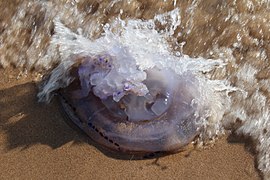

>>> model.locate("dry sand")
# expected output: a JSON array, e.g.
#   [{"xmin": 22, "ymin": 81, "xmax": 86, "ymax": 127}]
[{"xmin": 0, "ymin": 68, "xmax": 260, "ymax": 179}]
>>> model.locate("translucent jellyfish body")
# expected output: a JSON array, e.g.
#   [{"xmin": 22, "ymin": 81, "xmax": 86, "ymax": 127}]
[{"xmin": 56, "ymin": 52, "xmax": 202, "ymax": 154}]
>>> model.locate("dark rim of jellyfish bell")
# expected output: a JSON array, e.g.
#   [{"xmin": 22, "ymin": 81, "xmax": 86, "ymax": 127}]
[{"xmin": 58, "ymin": 93, "xmax": 173, "ymax": 159}]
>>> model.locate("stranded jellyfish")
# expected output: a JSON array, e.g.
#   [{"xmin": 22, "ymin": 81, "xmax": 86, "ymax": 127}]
[{"xmin": 39, "ymin": 49, "xmax": 203, "ymax": 154}]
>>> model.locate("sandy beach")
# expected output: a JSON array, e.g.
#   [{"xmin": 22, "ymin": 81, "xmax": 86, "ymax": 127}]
[{"xmin": 0, "ymin": 68, "xmax": 260, "ymax": 179}]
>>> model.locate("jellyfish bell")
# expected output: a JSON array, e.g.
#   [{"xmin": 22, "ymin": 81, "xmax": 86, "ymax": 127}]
[{"xmin": 48, "ymin": 51, "xmax": 203, "ymax": 154}]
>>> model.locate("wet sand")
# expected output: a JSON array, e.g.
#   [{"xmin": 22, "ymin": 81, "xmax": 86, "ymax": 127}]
[{"xmin": 0, "ymin": 68, "xmax": 260, "ymax": 179}]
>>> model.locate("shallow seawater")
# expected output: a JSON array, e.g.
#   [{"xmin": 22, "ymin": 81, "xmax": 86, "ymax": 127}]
[{"xmin": 0, "ymin": 0, "xmax": 269, "ymax": 178}]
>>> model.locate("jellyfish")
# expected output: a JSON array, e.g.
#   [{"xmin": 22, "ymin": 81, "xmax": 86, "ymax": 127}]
[{"xmin": 38, "ymin": 47, "xmax": 204, "ymax": 155}]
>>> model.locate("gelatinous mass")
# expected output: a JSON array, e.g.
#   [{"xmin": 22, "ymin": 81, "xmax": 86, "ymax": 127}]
[
  {"xmin": 56, "ymin": 53, "xmax": 201, "ymax": 154},
  {"xmin": 38, "ymin": 45, "xmax": 200, "ymax": 153}
]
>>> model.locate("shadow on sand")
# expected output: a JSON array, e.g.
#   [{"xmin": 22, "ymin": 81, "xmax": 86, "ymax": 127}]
[{"xmin": 0, "ymin": 82, "xmax": 81, "ymax": 149}]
